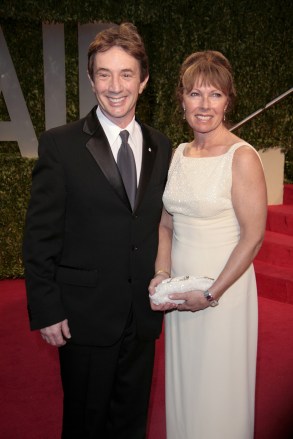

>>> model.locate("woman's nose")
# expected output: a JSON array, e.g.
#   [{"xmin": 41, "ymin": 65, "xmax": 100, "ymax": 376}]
[{"xmin": 200, "ymin": 95, "xmax": 210, "ymax": 109}]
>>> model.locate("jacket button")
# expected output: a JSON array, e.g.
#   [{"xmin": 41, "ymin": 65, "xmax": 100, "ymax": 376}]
[{"xmin": 132, "ymin": 245, "xmax": 138, "ymax": 251}]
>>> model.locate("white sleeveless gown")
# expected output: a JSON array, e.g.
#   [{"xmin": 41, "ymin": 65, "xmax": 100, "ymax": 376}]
[{"xmin": 163, "ymin": 142, "xmax": 258, "ymax": 439}]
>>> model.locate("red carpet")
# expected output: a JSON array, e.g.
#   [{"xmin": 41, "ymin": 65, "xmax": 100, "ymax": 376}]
[
  {"xmin": 254, "ymin": 185, "xmax": 293, "ymax": 304},
  {"xmin": 284, "ymin": 184, "xmax": 293, "ymax": 205},
  {"xmin": 1, "ymin": 279, "xmax": 293, "ymax": 439}
]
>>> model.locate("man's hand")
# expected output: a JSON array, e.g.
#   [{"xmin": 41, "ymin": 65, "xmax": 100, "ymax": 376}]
[{"xmin": 40, "ymin": 319, "xmax": 71, "ymax": 347}]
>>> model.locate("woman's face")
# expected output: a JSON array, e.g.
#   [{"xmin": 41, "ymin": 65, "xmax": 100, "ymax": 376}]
[{"xmin": 182, "ymin": 81, "xmax": 228, "ymax": 135}]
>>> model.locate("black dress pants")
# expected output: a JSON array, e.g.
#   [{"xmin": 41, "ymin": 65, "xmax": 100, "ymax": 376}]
[{"xmin": 58, "ymin": 310, "xmax": 155, "ymax": 439}]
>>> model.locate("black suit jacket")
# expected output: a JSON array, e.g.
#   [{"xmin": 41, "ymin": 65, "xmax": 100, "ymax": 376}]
[{"xmin": 23, "ymin": 106, "xmax": 172, "ymax": 346}]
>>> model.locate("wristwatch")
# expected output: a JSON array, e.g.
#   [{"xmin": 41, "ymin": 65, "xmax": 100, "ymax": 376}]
[{"xmin": 203, "ymin": 290, "xmax": 219, "ymax": 307}]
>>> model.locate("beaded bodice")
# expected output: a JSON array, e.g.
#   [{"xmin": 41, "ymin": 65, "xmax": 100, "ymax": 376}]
[{"xmin": 163, "ymin": 142, "xmax": 251, "ymax": 218}]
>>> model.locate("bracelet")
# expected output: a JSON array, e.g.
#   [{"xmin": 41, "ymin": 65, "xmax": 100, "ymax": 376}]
[
  {"xmin": 203, "ymin": 290, "xmax": 219, "ymax": 307},
  {"xmin": 155, "ymin": 269, "xmax": 170, "ymax": 278}
]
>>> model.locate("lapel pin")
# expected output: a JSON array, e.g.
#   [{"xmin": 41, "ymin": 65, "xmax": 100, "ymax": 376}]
[{"xmin": 148, "ymin": 148, "xmax": 152, "ymax": 152}]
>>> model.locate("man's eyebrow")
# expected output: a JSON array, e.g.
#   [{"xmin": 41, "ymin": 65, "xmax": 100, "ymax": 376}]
[
  {"xmin": 95, "ymin": 68, "xmax": 135, "ymax": 73},
  {"xmin": 95, "ymin": 67, "xmax": 110, "ymax": 72}
]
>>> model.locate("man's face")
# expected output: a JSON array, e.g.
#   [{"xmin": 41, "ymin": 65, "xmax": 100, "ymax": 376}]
[{"xmin": 89, "ymin": 46, "xmax": 149, "ymax": 128}]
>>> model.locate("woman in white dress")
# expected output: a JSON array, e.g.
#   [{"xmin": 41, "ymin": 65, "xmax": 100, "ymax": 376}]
[{"xmin": 149, "ymin": 51, "xmax": 267, "ymax": 439}]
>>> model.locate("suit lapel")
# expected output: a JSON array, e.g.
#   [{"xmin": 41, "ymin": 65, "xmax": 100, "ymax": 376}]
[
  {"xmin": 84, "ymin": 107, "xmax": 130, "ymax": 207},
  {"xmin": 135, "ymin": 122, "xmax": 157, "ymax": 211},
  {"xmin": 83, "ymin": 108, "xmax": 158, "ymax": 212}
]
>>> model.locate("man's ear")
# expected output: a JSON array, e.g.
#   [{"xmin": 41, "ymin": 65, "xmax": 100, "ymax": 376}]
[
  {"xmin": 139, "ymin": 75, "xmax": 149, "ymax": 94},
  {"xmin": 87, "ymin": 71, "xmax": 95, "ymax": 92}
]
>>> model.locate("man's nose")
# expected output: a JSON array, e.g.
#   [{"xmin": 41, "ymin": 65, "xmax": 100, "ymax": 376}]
[{"xmin": 109, "ymin": 75, "xmax": 123, "ymax": 92}]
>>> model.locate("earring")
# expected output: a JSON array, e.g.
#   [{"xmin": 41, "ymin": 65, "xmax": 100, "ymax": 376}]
[
  {"xmin": 183, "ymin": 108, "xmax": 186, "ymax": 120},
  {"xmin": 223, "ymin": 106, "xmax": 227, "ymax": 122}
]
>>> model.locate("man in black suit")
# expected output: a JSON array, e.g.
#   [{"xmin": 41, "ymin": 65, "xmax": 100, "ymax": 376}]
[{"xmin": 23, "ymin": 23, "xmax": 172, "ymax": 438}]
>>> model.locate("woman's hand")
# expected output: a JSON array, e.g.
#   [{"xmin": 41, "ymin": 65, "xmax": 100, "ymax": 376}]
[
  {"xmin": 169, "ymin": 290, "xmax": 210, "ymax": 312},
  {"xmin": 149, "ymin": 273, "xmax": 178, "ymax": 312}
]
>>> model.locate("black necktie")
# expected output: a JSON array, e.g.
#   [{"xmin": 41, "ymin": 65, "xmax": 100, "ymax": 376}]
[{"xmin": 117, "ymin": 130, "xmax": 137, "ymax": 209}]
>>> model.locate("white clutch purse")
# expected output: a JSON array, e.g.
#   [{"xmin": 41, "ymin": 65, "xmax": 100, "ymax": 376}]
[{"xmin": 150, "ymin": 275, "xmax": 214, "ymax": 305}]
